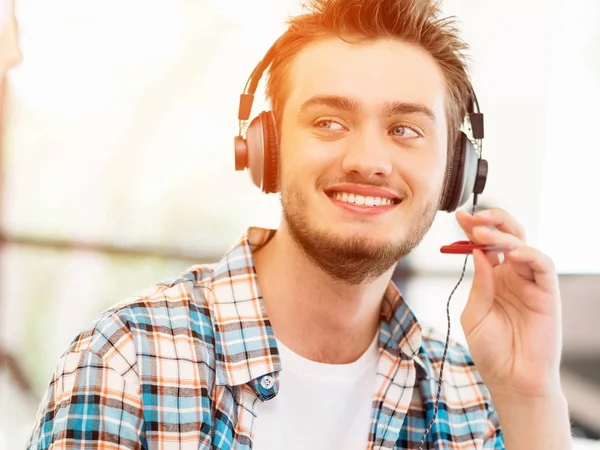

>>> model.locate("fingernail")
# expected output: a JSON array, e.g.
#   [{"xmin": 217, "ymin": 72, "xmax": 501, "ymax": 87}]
[{"xmin": 475, "ymin": 210, "xmax": 492, "ymax": 218}]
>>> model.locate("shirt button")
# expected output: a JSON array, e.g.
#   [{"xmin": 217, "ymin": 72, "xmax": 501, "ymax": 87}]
[{"xmin": 260, "ymin": 375, "xmax": 274, "ymax": 390}]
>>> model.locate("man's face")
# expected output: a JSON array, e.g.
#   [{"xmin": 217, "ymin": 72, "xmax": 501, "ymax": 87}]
[{"xmin": 278, "ymin": 37, "xmax": 449, "ymax": 284}]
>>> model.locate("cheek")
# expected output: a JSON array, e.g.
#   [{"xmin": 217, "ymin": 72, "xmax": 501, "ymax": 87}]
[
  {"xmin": 279, "ymin": 130, "xmax": 339, "ymax": 186},
  {"xmin": 399, "ymin": 151, "xmax": 447, "ymax": 201}
]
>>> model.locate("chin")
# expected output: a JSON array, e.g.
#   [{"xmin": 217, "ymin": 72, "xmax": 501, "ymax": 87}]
[
  {"xmin": 312, "ymin": 219, "xmax": 406, "ymax": 251},
  {"xmin": 280, "ymin": 181, "xmax": 437, "ymax": 282}
]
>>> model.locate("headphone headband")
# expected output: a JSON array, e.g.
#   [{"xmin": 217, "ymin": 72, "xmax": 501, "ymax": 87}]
[{"xmin": 238, "ymin": 42, "xmax": 280, "ymax": 123}]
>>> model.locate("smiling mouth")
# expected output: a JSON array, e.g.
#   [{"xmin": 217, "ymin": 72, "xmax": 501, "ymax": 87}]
[{"xmin": 325, "ymin": 191, "xmax": 401, "ymax": 207}]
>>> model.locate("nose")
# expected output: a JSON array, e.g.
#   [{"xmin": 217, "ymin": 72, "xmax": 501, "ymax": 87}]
[{"xmin": 340, "ymin": 124, "xmax": 393, "ymax": 179}]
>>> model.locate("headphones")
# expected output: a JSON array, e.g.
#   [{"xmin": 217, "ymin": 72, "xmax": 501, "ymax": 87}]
[{"xmin": 234, "ymin": 42, "xmax": 489, "ymax": 212}]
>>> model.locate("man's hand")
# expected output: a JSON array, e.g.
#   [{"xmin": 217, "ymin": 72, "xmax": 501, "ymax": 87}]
[
  {"xmin": 456, "ymin": 208, "xmax": 572, "ymax": 449},
  {"xmin": 456, "ymin": 208, "xmax": 561, "ymax": 396}
]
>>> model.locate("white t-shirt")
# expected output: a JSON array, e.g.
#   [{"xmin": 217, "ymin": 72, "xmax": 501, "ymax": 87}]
[{"xmin": 252, "ymin": 335, "xmax": 379, "ymax": 450}]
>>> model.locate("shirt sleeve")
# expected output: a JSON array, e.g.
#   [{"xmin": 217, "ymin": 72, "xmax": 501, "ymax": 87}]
[
  {"xmin": 483, "ymin": 405, "xmax": 505, "ymax": 449},
  {"xmin": 27, "ymin": 350, "xmax": 145, "ymax": 449}
]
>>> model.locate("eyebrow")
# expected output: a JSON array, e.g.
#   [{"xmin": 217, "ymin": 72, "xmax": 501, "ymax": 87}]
[
  {"xmin": 298, "ymin": 95, "xmax": 437, "ymax": 124},
  {"xmin": 382, "ymin": 101, "xmax": 436, "ymax": 123},
  {"xmin": 299, "ymin": 95, "xmax": 360, "ymax": 114}
]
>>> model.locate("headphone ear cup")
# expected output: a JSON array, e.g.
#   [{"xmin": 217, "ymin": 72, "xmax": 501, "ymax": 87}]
[
  {"xmin": 440, "ymin": 132, "xmax": 479, "ymax": 212},
  {"xmin": 243, "ymin": 114, "xmax": 266, "ymax": 190},
  {"xmin": 261, "ymin": 111, "xmax": 279, "ymax": 193},
  {"xmin": 237, "ymin": 111, "xmax": 279, "ymax": 193}
]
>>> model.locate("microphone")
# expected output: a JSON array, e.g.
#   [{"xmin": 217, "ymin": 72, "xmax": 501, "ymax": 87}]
[{"xmin": 440, "ymin": 240, "xmax": 510, "ymax": 254}]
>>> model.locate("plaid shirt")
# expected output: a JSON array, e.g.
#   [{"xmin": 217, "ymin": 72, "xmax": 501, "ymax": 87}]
[{"xmin": 28, "ymin": 227, "xmax": 504, "ymax": 449}]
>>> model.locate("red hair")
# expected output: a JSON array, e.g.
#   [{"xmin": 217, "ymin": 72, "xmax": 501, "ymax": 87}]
[{"xmin": 264, "ymin": 0, "xmax": 473, "ymax": 150}]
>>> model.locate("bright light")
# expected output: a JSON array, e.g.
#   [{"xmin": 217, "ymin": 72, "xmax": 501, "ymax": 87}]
[
  {"xmin": 10, "ymin": 0, "xmax": 185, "ymax": 117},
  {"xmin": 208, "ymin": 0, "xmax": 301, "ymax": 22}
]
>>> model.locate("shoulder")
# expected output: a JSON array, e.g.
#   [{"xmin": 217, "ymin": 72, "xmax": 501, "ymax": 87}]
[
  {"xmin": 28, "ymin": 265, "xmax": 221, "ymax": 448},
  {"xmin": 65, "ymin": 264, "xmax": 219, "ymax": 379}
]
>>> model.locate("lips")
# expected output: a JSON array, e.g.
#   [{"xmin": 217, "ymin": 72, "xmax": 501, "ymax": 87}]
[{"xmin": 324, "ymin": 184, "xmax": 402, "ymax": 215}]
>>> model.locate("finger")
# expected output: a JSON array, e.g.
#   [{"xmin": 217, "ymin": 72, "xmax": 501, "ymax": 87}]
[
  {"xmin": 481, "ymin": 250, "xmax": 503, "ymax": 268},
  {"xmin": 471, "ymin": 226, "xmax": 521, "ymax": 250},
  {"xmin": 484, "ymin": 250, "xmax": 504, "ymax": 266},
  {"xmin": 457, "ymin": 208, "xmax": 527, "ymax": 242},
  {"xmin": 455, "ymin": 211, "xmax": 497, "ymax": 242},
  {"xmin": 471, "ymin": 226, "xmax": 520, "ymax": 267},
  {"xmin": 473, "ymin": 227, "xmax": 560, "ymax": 294},
  {"xmin": 475, "ymin": 208, "xmax": 527, "ymax": 242},
  {"xmin": 455, "ymin": 210, "xmax": 480, "ymax": 236},
  {"xmin": 504, "ymin": 246, "xmax": 560, "ymax": 295},
  {"xmin": 461, "ymin": 249, "xmax": 495, "ymax": 335},
  {"xmin": 455, "ymin": 212, "xmax": 502, "ymax": 266}
]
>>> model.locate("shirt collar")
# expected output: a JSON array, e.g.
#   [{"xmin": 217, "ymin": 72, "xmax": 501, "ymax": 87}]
[
  {"xmin": 208, "ymin": 227, "xmax": 430, "ymax": 386},
  {"xmin": 377, "ymin": 281, "xmax": 430, "ymax": 378},
  {"xmin": 208, "ymin": 227, "xmax": 279, "ymax": 387}
]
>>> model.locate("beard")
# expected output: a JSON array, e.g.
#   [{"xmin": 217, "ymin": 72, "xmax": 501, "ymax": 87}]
[{"xmin": 281, "ymin": 176, "xmax": 438, "ymax": 285}]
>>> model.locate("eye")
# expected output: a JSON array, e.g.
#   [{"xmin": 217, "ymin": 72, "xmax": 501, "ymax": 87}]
[
  {"xmin": 390, "ymin": 125, "xmax": 421, "ymax": 138},
  {"xmin": 314, "ymin": 120, "xmax": 345, "ymax": 131}
]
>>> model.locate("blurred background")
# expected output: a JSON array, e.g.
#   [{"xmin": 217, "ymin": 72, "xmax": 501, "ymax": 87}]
[{"xmin": 0, "ymin": 0, "xmax": 598, "ymax": 448}]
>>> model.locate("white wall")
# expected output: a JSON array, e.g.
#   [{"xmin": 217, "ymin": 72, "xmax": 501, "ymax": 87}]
[
  {"xmin": 540, "ymin": 0, "xmax": 600, "ymax": 274},
  {"xmin": 410, "ymin": 0, "xmax": 561, "ymax": 273}
]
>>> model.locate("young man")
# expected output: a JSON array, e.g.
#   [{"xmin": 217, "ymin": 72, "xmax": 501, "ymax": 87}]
[{"xmin": 28, "ymin": 0, "xmax": 572, "ymax": 448}]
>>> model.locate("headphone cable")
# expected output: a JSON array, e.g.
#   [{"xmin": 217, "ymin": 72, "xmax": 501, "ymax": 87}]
[{"xmin": 418, "ymin": 194, "xmax": 478, "ymax": 449}]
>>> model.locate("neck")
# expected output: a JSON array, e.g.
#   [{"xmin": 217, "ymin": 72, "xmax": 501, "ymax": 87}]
[{"xmin": 253, "ymin": 224, "xmax": 395, "ymax": 364}]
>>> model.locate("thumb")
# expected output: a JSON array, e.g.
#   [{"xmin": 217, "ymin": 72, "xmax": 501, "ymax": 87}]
[{"xmin": 461, "ymin": 249, "xmax": 495, "ymax": 334}]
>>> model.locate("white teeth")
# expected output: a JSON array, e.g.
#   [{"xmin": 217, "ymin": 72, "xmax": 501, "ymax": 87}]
[{"xmin": 331, "ymin": 192, "xmax": 396, "ymax": 207}]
